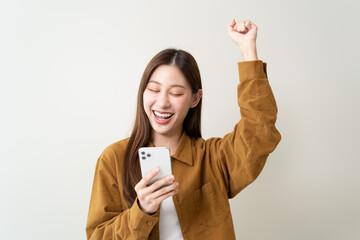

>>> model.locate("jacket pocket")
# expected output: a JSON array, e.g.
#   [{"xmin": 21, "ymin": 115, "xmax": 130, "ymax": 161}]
[{"xmin": 194, "ymin": 181, "xmax": 229, "ymax": 226}]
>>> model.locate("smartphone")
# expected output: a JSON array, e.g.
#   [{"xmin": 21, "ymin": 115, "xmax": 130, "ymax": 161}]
[{"xmin": 138, "ymin": 147, "xmax": 173, "ymax": 187}]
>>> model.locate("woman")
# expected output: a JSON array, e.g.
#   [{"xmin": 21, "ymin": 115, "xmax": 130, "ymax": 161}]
[{"xmin": 86, "ymin": 19, "xmax": 281, "ymax": 240}]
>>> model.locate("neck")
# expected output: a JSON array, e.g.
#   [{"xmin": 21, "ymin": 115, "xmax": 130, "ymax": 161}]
[{"xmin": 151, "ymin": 129, "xmax": 183, "ymax": 155}]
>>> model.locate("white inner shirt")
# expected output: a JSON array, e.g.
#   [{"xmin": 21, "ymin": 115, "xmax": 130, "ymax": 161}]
[{"xmin": 159, "ymin": 197, "xmax": 184, "ymax": 240}]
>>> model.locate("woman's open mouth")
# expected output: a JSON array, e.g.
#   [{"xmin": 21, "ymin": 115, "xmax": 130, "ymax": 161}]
[{"xmin": 153, "ymin": 110, "xmax": 174, "ymax": 124}]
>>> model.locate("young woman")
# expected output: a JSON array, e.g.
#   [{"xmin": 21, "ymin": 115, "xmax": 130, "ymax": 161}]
[{"xmin": 86, "ymin": 19, "xmax": 281, "ymax": 240}]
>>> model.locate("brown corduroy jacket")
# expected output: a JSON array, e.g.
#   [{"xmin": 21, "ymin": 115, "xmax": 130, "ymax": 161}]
[{"xmin": 86, "ymin": 60, "xmax": 281, "ymax": 239}]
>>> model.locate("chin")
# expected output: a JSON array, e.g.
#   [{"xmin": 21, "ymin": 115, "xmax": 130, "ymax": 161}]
[
  {"xmin": 151, "ymin": 126, "xmax": 172, "ymax": 136},
  {"xmin": 151, "ymin": 123, "xmax": 180, "ymax": 137}
]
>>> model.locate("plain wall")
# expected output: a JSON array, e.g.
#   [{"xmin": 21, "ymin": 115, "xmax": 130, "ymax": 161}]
[{"xmin": 1, "ymin": 0, "xmax": 359, "ymax": 239}]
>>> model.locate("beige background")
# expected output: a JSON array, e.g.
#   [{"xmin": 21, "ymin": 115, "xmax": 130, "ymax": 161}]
[{"xmin": 1, "ymin": 0, "xmax": 359, "ymax": 239}]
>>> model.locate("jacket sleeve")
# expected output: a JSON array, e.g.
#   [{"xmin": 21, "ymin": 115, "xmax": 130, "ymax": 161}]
[
  {"xmin": 206, "ymin": 60, "xmax": 281, "ymax": 198},
  {"xmin": 86, "ymin": 150, "xmax": 160, "ymax": 240}
]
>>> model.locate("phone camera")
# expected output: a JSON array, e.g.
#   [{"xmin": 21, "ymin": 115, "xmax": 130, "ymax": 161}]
[
  {"xmin": 141, "ymin": 151, "xmax": 145, "ymax": 155},
  {"xmin": 142, "ymin": 156, "xmax": 146, "ymax": 160},
  {"xmin": 147, "ymin": 154, "xmax": 151, "ymax": 157}
]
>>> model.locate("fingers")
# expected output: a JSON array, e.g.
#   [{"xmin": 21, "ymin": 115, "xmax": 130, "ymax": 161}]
[
  {"xmin": 141, "ymin": 185, "xmax": 178, "ymax": 210},
  {"xmin": 228, "ymin": 19, "xmax": 257, "ymax": 33},
  {"xmin": 135, "ymin": 167, "xmax": 160, "ymax": 191},
  {"xmin": 244, "ymin": 20, "xmax": 251, "ymax": 30},
  {"xmin": 155, "ymin": 187, "xmax": 178, "ymax": 204},
  {"xmin": 148, "ymin": 174, "xmax": 174, "ymax": 192},
  {"xmin": 138, "ymin": 174, "xmax": 174, "ymax": 199},
  {"xmin": 228, "ymin": 18, "xmax": 236, "ymax": 28},
  {"xmin": 134, "ymin": 168, "xmax": 176, "ymax": 201},
  {"xmin": 235, "ymin": 20, "xmax": 244, "ymax": 32},
  {"xmin": 135, "ymin": 173, "xmax": 179, "ymax": 214},
  {"xmin": 227, "ymin": 18, "xmax": 236, "ymax": 35},
  {"xmin": 246, "ymin": 20, "xmax": 257, "ymax": 30},
  {"xmin": 150, "ymin": 182, "xmax": 179, "ymax": 199}
]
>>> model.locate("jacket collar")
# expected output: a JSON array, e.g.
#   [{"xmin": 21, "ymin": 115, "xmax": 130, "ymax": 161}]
[
  {"xmin": 172, "ymin": 131, "xmax": 193, "ymax": 166},
  {"xmin": 148, "ymin": 131, "xmax": 193, "ymax": 166}
]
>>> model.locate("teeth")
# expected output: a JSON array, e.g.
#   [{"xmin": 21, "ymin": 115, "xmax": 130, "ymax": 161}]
[{"xmin": 154, "ymin": 111, "xmax": 173, "ymax": 118}]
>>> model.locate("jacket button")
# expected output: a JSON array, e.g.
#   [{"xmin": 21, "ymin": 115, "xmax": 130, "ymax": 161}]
[{"xmin": 147, "ymin": 221, "xmax": 153, "ymax": 226}]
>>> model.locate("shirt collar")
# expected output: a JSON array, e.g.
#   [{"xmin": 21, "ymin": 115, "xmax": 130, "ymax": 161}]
[
  {"xmin": 148, "ymin": 131, "xmax": 193, "ymax": 166},
  {"xmin": 172, "ymin": 131, "xmax": 193, "ymax": 166}
]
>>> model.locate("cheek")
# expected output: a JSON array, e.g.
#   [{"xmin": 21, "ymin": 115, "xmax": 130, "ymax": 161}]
[
  {"xmin": 143, "ymin": 93, "xmax": 153, "ymax": 111},
  {"xmin": 174, "ymin": 97, "xmax": 192, "ymax": 114}
]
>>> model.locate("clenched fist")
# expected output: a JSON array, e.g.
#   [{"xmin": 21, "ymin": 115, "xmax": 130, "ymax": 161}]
[{"xmin": 227, "ymin": 19, "xmax": 258, "ymax": 61}]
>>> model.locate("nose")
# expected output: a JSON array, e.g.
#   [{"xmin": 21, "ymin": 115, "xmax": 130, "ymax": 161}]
[{"xmin": 157, "ymin": 91, "xmax": 170, "ymax": 108}]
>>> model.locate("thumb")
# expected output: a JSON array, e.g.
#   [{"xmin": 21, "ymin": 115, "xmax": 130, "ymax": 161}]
[
  {"xmin": 246, "ymin": 21, "xmax": 258, "ymax": 32},
  {"xmin": 227, "ymin": 18, "xmax": 236, "ymax": 34}
]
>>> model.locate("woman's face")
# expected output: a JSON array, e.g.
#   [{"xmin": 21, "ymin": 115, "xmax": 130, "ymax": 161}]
[{"xmin": 143, "ymin": 65, "xmax": 201, "ymax": 138}]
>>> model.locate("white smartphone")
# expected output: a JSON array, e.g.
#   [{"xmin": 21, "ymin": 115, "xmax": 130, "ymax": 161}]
[{"xmin": 138, "ymin": 147, "xmax": 173, "ymax": 187}]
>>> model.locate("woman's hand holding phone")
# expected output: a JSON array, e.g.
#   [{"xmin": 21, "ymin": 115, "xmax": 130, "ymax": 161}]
[{"xmin": 134, "ymin": 167, "xmax": 179, "ymax": 215}]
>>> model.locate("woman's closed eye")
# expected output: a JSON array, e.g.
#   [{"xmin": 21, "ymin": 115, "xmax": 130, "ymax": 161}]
[
  {"xmin": 170, "ymin": 93, "xmax": 183, "ymax": 96},
  {"xmin": 148, "ymin": 88, "xmax": 183, "ymax": 96},
  {"xmin": 148, "ymin": 88, "xmax": 159, "ymax": 93}
]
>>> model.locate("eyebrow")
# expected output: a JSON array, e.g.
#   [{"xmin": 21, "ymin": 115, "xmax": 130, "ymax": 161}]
[{"xmin": 148, "ymin": 80, "xmax": 186, "ymax": 89}]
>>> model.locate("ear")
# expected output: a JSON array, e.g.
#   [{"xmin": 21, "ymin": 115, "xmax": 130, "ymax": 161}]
[{"xmin": 190, "ymin": 89, "xmax": 203, "ymax": 108}]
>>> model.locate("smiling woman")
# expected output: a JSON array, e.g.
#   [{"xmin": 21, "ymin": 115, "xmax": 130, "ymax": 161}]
[
  {"xmin": 143, "ymin": 64, "xmax": 203, "ymax": 147},
  {"xmin": 122, "ymin": 49, "xmax": 204, "ymax": 215},
  {"xmin": 86, "ymin": 19, "xmax": 281, "ymax": 240}
]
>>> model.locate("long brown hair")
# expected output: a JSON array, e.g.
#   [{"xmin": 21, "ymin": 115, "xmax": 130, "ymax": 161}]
[{"xmin": 122, "ymin": 48, "xmax": 202, "ymax": 207}]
